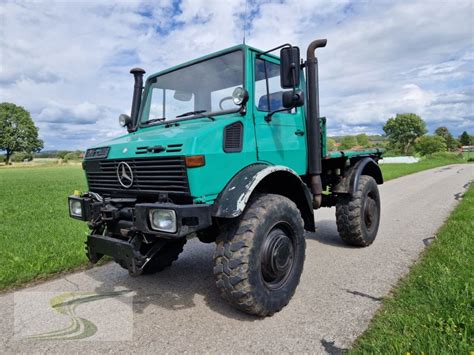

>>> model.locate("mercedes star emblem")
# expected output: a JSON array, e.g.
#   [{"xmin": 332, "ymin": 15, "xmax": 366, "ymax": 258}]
[{"xmin": 117, "ymin": 162, "xmax": 133, "ymax": 188}]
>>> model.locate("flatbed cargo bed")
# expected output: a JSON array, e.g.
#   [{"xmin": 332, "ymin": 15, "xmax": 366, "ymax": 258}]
[{"xmin": 325, "ymin": 148, "xmax": 384, "ymax": 160}]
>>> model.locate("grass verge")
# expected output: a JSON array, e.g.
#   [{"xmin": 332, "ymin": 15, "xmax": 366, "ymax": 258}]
[
  {"xmin": 380, "ymin": 152, "xmax": 467, "ymax": 181},
  {"xmin": 351, "ymin": 183, "xmax": 474, "ymax": 353},
  {"xmin": 0, "ymin": 166, "xmax": 88, "ymax": 289}
]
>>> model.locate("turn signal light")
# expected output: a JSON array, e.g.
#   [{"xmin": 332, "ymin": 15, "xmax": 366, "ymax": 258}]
[{"xmin": 185, "ymin": 155, "xmax": 205, "ymax": 168}]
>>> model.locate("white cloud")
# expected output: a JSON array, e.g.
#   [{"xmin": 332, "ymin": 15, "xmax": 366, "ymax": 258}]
[
  {"xmin": 36, "ymin": 101, "xmax": 106, "ymax": 124},
  {"xmin": 0, "ymin": 0, "xmax": 473, "ymax": 149}
]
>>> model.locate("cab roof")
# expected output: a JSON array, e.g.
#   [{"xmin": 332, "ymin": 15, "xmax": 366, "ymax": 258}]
[{"xmin": 147, "ymin": 44, "xmax": 280, "ymax": 81}]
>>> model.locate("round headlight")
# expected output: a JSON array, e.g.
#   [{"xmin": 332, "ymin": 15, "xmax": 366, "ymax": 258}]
[
  {"xmin": 119, "ymin": 114, "xmax": 131, "ymax": 127},
  {"xmin": 149, "ymin": 209, "xmax": 177, "ymax": 233},
  {"xmin": 70, "ymin": 200, "xmax": 83, "ymax": 217},
  {"xmin": 232, "ymin": 87, "xmax": 249, "ymax": 105}
]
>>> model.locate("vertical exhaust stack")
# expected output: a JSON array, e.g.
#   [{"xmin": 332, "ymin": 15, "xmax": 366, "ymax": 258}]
[
  {"xmin": 306, "ymin": 39, "xmax": 327, "ymax": 208},
  {"xmin": 130, "ymin": 67, "xmax": 146, "ymax": 127}
]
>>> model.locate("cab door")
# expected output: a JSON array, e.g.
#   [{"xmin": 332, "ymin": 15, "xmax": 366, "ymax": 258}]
[{"xmin": 252, "ymin": 52, "xmax": 307, "ymax": 175}]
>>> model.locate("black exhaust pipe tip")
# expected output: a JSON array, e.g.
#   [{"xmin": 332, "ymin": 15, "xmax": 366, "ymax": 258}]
[
  {"xmin": 130, "ymin": 67, "xmax": 146, "ymax": 76},
  {"xmin": 307, "ymin": 39, "xmax": 327, "ymax": 58}
]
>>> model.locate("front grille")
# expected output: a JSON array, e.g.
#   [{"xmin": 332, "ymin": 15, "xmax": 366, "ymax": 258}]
[{"xmin": 84, "ymin": 156, "xmax": 190, "ymax": 196}]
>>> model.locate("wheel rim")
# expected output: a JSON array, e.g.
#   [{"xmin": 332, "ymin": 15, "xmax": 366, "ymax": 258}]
[
  {"xmin": 363, "ymin": 193, "xmax": 378, "ymax": 232},
  {"xmin": 260, "ymin": 224, "xmax": 295, "ymax": 289}
]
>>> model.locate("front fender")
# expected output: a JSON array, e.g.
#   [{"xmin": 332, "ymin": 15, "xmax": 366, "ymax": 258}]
[
  {"xmin": 212, "ymin": 164, "xmax": 315, "ymax": 231},
  {"xmin": 212, "ymin": 164, "xmax": 282, "ymax": 217}
]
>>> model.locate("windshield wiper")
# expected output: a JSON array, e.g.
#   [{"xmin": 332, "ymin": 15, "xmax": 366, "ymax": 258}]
[
  {"xmin": 175, "ymin": 110, "xmax": 207, "ymax": 118},
  {"xmin": 143, "ymin": 117, "xmax": 166, "ymax": 125},
  {"xmin": 144, "ymin": 111, "xmax": 215, "ymax": 128},
  {"xmin": 175, "ymin": 110, "xmax": 215, "ymax": 122}
]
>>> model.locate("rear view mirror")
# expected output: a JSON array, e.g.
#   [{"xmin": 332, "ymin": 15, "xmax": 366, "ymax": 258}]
[
  {"xmin": 174, "ymin": 91, "xmax": 193, "ymax": 101},
  {"xmin": 280, "ymin": 46, "xmax": 300, "ymax": 89},
  {"xmin": 282, "ymin": 90, "xmax": 304, "ymax": 108}
]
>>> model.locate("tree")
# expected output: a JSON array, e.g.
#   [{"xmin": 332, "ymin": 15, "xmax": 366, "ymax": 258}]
[
  {"xmin": 57, "ymin": 151, "xmax": 70, "ymax": 159},
  {"xmin": 339, "ymin": 135, "xmax": 357, "ymax": 150},
  {"xmin": 383, "ymin": 113, "xmax": 427, "ymax": 154},
  {"xmin": 434, "ymin": 126, "xmax": 457, "ymax": 150},
  {"xmin": 63, "ymin": 150, "xmax": 83, "ymax": 162},
  {"xmin": 0, "ymin": 103, "xmax": 43, "ymax": 164},
  {"xmin": 11, "ymin": 151, "xmax": 33, "ymax": 162},
  {"xmin": 459, "ymin": 131, "xmax": 471, "ymax": 146},
  {"xmin": 327, "ymin": 138, "xmax": 336, "ymax": 151},
  {"xmin": 356, "ymin": 133, "xmax": 370, "ymax": 148},
  {"xmin": 415, "ymin": 135, "xmax": 447, "ymax": 157}
]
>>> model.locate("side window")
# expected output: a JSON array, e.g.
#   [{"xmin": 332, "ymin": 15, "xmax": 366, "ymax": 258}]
[{"xmin": 255, "ymin": 58, "xmax": 293, "ymax": 113}]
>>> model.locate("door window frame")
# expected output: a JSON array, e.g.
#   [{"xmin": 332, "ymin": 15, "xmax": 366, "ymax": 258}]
[{"xmin": 253, "ymin": 53, "xmax": 297, "ymax": 115}]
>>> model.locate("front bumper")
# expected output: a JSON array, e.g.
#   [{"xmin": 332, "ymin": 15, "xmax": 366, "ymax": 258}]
[
  {"xmin": 69, "ymin": 194, "xmax": 212, "ymax": 275},
  {"xmin": 68, "ymin": 194, "xmax": 212, "ymax": 238},
  {"xmin": 86, "ymin": 233, "xmax": 169, "ymax": 275}
]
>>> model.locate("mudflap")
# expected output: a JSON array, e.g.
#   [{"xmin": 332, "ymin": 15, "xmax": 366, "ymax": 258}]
[{"xmin": 86, "ymin": 234, "xmax": 166, "ymax": 276}]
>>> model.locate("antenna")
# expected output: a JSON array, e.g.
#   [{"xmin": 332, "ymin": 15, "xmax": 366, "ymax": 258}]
[{"xmin": 243, "ymin": 0, "xmax": 248, "ymax": 44}]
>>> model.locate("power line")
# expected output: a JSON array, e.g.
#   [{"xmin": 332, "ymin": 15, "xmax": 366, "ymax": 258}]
[{"xmin": 243, "ymin": 0, "xmax": 248, "ymax": 44}]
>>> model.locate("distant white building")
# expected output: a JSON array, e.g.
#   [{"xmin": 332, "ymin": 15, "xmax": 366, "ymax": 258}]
[{"xmin": 379, "ymin": 156, "xmax": 420, "ymax": 164}]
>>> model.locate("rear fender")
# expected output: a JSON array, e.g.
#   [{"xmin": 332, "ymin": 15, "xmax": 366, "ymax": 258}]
[{"xmin": 333, "ymin": 157, "xmax": 383, "ymax": 195}]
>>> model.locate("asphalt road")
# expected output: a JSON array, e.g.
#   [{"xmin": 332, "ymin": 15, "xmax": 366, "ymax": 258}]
[{"xmin": 1, "ymin": 164, "xmax": 472, "ymax": 353}]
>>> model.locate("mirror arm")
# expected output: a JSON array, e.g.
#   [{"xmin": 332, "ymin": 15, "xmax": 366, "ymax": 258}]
[
  {"xmin": 291, "ymin": 63, "xmax": 297, "ymax": 94},
  {"xmin": 127, "ymin": 123, "xmax": 136, "ymax": 133},
  {"xmin": 265, "ymin": 108, "xmax": 291, "ymax": 122},
  {"xmin": 257, "ymin": 43, "xmax": 291, "ymax": 58}
]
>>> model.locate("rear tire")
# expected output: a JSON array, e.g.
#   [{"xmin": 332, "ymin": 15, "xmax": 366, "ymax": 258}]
[
  {"xmin": 141, "ymin": 238, "xmax": 187, "ymax": 274},
  {"xmin": 213, "ymin": 194, "xmax": 305, "ymax": 317},
  {"xmin": 336, "ymin": 175, "xmax": 381, "ymax": 247}
]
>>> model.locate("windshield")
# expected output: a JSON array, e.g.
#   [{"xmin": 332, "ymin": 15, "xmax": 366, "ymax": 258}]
[{"xmin": 140, "ymin": 50, "xmax": 243, "ymax": 125}]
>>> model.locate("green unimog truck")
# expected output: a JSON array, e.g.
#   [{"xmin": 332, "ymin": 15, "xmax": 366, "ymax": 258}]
[{"xmin": 69, "ymin": 38, "xmax": 383, "ymax": 316}]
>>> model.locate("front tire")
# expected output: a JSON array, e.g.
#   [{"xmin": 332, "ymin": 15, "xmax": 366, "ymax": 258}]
[
  {"xmin": 213, "ymin": 194, "xmax": 306, "ymax": 317},
  {"xmin": 336, "ymin": 175, "xmax": 381, "ymax": 247}
]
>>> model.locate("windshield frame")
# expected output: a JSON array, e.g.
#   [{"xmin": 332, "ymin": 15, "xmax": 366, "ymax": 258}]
[{"xmin": 137, "ymin": 48, "xmax": 246, "ymax": 128}]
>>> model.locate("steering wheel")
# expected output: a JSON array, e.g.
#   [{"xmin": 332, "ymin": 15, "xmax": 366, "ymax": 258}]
[{"xmin": 219, "ymin": 96, "xmax": 233, "ymax": 110}]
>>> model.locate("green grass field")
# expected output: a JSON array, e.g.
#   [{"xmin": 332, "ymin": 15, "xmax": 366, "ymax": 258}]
[
  {"xmin": 0, "ymin": 166, "xmax": 87, "ymax": 289},
  {"xmin": 380, "ymin": 152, "xmax": 466, "ymax": 181},
  {"xmin": 352, "ymin": 184, "xmax": 473, "ymax": 353}
]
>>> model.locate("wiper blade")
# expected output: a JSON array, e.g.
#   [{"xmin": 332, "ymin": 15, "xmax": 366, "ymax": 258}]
[
  {"xmin": 176, "ymin": 110, "xmax": 207, "ymax": 118},
  {"xmin": 143, "ymin": 117, "xmax": 166, "ymax": 125}
]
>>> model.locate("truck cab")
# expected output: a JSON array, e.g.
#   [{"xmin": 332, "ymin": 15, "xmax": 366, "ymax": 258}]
[{"xmin": 69, "ymin": 39, "xmax": 383, "ymax": 316}]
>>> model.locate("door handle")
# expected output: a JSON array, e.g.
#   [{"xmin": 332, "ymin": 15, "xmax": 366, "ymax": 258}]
[{"xmin": 295, "ymin": 129, "xmax": 305, "ymax": 136}]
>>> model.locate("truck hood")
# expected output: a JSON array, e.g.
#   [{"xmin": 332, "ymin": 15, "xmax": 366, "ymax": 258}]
[{"xmin": 89, "ymin": 117, "xmax": 235, "ymax": 160}]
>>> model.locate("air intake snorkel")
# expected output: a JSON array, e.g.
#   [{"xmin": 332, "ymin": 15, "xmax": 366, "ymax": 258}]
[
  {"xmin": 305, "ymin": 39, "xmax": 327, "ymax": 208},
  {"xmin": 129, "ymin": 67, "xmax": 146, "ymax": 132}
]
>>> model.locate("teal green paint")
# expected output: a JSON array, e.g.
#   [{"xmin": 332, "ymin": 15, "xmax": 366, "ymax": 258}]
[
  {"xmin": 87, "ymin": 45, "xmax": 381, "ymax": 204},
  {"xmin": 95, "ymin": 112, "xmax": 258, "ymax": 201},
  {"xmin": 251, "ymin": 51, "xmax": 307, "ymax": 175}
]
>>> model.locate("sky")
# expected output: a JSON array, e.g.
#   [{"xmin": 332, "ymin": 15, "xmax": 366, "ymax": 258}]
[{"xmin": 1, "ymin": 0, "xmax": 473, "ymax": 150}]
